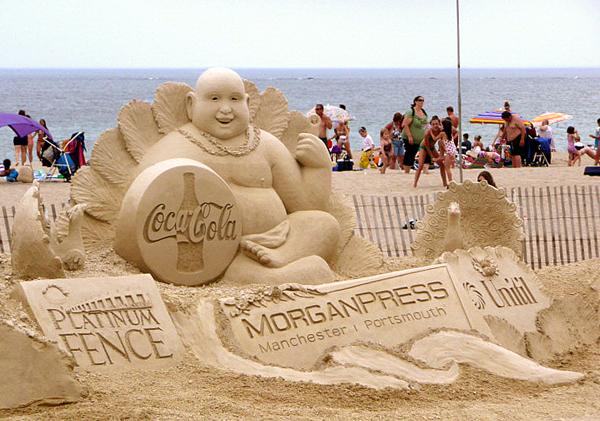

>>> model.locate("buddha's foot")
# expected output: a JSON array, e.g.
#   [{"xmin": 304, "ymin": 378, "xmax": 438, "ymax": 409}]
[{"xmin": 240, "ymin": 220, "xmax": 291, "ymax": 268}]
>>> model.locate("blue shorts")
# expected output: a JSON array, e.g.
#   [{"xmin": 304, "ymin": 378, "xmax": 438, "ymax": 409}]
[{"xmin": 392, "ymin": 139, "xmax": 404, "ymax": 156}]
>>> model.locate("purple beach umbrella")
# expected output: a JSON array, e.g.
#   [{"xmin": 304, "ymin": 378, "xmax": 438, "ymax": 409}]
[{"xmin": 0, "ymin": 113, "xmax": 53, "ymax": 141}]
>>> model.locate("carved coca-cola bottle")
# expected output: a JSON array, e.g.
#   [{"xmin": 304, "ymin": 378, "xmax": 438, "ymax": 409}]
[{"xmin": 176, "ymin": 172, "xmax": 204, "ymax": 272}]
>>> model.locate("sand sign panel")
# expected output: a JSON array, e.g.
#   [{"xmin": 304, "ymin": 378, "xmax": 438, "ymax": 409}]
[
  {"xmin": 219, "ymin": 265, "xmax": 493, "ymax": 370},
  {"xmin": 436, "ymin": 246, "xmax": 552, "ymax": 333},
  {"xmin": 115, "ymin": 158, "xmax": 242, "ymax": 286},
  {"xmin": 14, "ymin": 274, "xmax": 184, "ymax": 372}
]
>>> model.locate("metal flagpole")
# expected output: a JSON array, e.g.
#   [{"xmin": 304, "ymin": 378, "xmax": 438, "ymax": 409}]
[{"xmin": 456, "ymin": 0, "xmax": 464, "ymax": 182}]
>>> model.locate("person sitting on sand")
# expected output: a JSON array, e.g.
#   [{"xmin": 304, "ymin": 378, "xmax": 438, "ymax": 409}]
[
  {"xmin": 567, "ymin": 126, "xmax": 596, "ymax": 166},
  {"xmin": 137, "ymin": 67, "xmax": 340, "ymax": 282},
  {"xmin": 0, "ymin": 159, "xmax": 12, "ymax": 176}
]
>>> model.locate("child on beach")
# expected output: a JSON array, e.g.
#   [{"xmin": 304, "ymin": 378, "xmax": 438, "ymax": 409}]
[
  {"xmin": 414, "ymin": 116, "xmax": 446, "ymax": 188},
  {"xmin": 0, "ymin": 159, "xmax": 12, "ymax": 176},
  {"xmin": 358, "ymin": 127, "xmax": 378, "ymax": 169},
  {"xmin": 379, "ymin": 128, "xmax": 393, "ymax": 174},
  {"xmin": 438, "ymin": 118, "xmax": 456, "ymax": 184}
]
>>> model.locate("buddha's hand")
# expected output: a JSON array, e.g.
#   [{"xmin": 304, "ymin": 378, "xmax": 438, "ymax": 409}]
[{"xmin": 295, "ymin": 133, "xmax": 330, "ymax": 168}]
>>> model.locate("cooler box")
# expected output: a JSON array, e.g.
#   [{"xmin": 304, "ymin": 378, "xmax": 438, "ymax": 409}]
[
  {"xmin": 584, "ymin": 166, "xmax": 600, "ymax": 176},
  {"xmin": 336, "ymin": 159, "xmax": 354, "ymax": 171}
]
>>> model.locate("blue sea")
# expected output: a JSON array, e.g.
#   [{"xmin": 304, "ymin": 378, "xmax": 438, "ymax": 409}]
[{"xmin": 1, "ymin": 67, "xmax": 600, "ymax": 161}]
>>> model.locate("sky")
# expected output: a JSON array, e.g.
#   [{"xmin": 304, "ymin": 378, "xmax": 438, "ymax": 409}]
[{"xmin": 1, "ymin": 0, "xmax": 599, "ymax": 69}]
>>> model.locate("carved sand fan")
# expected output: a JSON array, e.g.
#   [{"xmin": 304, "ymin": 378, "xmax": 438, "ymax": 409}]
[
  {"xmin": 66, "ymin": 77, "xmax": 370, "ymax": 275},
  {"xmin": 411, "ymin": 180, "xmax": 525, "ymax": 261}
]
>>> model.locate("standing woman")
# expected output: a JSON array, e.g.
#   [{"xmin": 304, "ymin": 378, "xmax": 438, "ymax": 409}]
[
  {"xmin": 36, "ymin": 119, "xmax": 49, "ymax": 161},
  {"xmin": 414, "ymin": 116, "xmax": 446, "ymax": 188},
  {"xmin": 385, "ymin": 112, "xmax": 404, "ymax": 170},
  {"xmin": 401, "ymin": 96, "xmax": 428, "ymax": 173}
]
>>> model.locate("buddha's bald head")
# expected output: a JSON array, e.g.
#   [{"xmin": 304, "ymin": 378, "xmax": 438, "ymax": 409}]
[{"xmin": 187, "ymin": 68, "xmax": 250, "ymax": 140}]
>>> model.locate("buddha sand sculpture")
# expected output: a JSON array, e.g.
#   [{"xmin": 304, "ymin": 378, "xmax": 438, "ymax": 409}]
[{"xmin": 67, "ymin": 67, "xmax": 381, "ymax": 286}]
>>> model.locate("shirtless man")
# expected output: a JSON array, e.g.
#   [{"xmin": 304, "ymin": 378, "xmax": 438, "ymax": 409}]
[
  {"xmin": 446, "ymin": 106, "xmax": 459, "ymax": 129},
  {"xmin": 138, "ymin": 68, "xmax": 340, "ymax": 284},
  {"xmin": 315, "ymin": 104, "xmax": 332, "ymax": 151},
  {"xmin": 501, "ymin": 110, "xmax": 526, "ymax": 168}
]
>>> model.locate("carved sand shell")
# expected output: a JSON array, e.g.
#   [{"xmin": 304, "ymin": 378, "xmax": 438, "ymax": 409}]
[
  {"xmin": 411, "ymin": 180, "xmax": 525, "ymax": 261},
  {"xmin": 327, "ymin": 191, "xmax": 358, "ymax": 264},
  {"xmin": 89, "ymin": 128, "xmax": 137, "ymax": 187},
  {"xmin": 483, "ymin": 315, "xmax": 527, "ymax": 357},
  {"xmin": 70, "ymin": 166, "xmax": 124, "ymax": 223},
  {"xmin": 253, "ymin": 87, "xmax": 290, "ymax": 139},
  {"xmin": 152, "ymin": 82, "xmax": 193, "ymax": 134},
  {"xmin": 243, "ymin": 79, "xmax": 260, "ymax": 123},
  {"xmin": 524, "ymin": 331, "xmax": 556, "ymax": 363},
  {"xmin": 535, "ymin": 304, "xmax": 572, "ymax": 354},
  {"xmin": 117, "ymin": 100, "xmax": 161, "ymax": 163},
  {"xmin": 330, "ymin": 235, "xmax": 384, "ymax": 278},
  {"xmin": 537, "ymin": 295, "xmax": 599, "ymax": 348}
]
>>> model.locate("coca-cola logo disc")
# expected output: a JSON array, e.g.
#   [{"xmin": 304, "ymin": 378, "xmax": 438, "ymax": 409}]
[{"xmin": 115, "ymin": 159, "xmax": 242, "ymax": 286}]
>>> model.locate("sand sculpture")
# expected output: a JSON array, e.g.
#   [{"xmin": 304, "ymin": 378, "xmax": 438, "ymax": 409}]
[
  {"xmin": 0, "ymin": 321, "xmax": 83, "ymax": 409},
  {"xmin": 11, "ymin": 182, "xmax": 86, "ymax": 277},
  {"xmin": 412, "ymin": 179, "xmax": 525, "ymax": 260},
  {"xmin": 67, "ymin": 67, "xmax": 382, "ymax": 286}
]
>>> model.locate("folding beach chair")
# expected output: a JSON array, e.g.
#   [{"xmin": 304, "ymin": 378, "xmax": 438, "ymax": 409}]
[
  {"xmin": 531, "ymin": 137, "xmax": 551, "ymax": 166},
  {"xmin": 43, "ymin": 131, "xmax": 84, "ymax": 182}
]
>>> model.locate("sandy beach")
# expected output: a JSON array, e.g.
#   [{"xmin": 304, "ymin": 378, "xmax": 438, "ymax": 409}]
[{"xmin": 1, "ymin": 152, "xmax": 600, "ymax": 420}]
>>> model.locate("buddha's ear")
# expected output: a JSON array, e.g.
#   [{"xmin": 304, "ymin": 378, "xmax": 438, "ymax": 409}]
[
  {"xmin": 186, "ymin": 91, "xmax": 197, "ymax": 121},
  {"xmin": 245, "ymin": 93, "xmax": 250, "ymax": 108}
]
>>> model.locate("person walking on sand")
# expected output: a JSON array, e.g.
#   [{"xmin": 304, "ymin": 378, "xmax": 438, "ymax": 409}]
[
  {"xmin": 384, "ymin": 112, "xmax": 404, "ymax": 170},
  {"xmin": 315, "ymin": 104, "xmax": 332, "ymax": 152},
  {"xmin": 414, "ymin": 116, "xmax": 446, "ymax": 188},
  {"xmin": 446, "ymin": 106, "xmax": 459, "ymax": 129},
  {"xmin": 402, "ymin": 96, "xmax": 428, "ymax": 173},
  {"xmin": 501, "ymin": 110, "xmax": 526, "ymax": 168},
  {"xmin": 438, "ymin": 118, "xmax": 455, "ymax": 184}
]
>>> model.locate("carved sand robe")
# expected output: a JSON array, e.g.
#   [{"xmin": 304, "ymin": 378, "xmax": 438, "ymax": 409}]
[
  {"xmin": 11, "ymin": 182, "xmax": 87, "ymax": 277},
  {"xmin": 68, "ymin": 67, "xmax": 382, "ymax": 286},
  {"xmin": 412, "ymin": 179, "xmax": 525, "ymax": 261}
]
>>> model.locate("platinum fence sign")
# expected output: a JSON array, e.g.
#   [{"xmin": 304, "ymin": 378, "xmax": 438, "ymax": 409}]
[{"xmin": 219, "ymin": 265, "xmax": 492, "ymax": 370}]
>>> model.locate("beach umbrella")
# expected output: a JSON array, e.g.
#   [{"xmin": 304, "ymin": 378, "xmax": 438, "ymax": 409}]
[
  {"xmin": 306, "ymin": 104, "xmax": 355, "ymax": 123},
  {"xmin": 469, "ymin": 110, "xmax": 530, "ymax": 125},
  {"xmin": 530, "ymin": 112, "xmax": 572, "ymax": 127},
  {"xmin": 0, "ymin": 113, "xmax": 53, "ymax": 141}
]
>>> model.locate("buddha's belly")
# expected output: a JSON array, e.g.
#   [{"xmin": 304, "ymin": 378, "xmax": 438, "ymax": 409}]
[{"xmin": 230, "ymin": 185, "xmax": 288, "ymax": 235}]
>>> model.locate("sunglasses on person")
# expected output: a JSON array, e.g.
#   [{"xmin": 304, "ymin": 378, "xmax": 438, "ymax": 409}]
[{"xmin": 416, "ymin": 99, "xmax": 424, "ymax": 102}]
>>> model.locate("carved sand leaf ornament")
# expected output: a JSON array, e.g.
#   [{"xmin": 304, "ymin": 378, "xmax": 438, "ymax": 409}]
[
  {"xmin": 483, "ymin": 315, "xmax": 527, "ymax": 357},
  {"xmin": 254, "ymin": 87, "xmax": 291, "ymax": 139},
  {"xmin": 70, "ymin": 166, "xmax": 124, "ymax": 223},
  {"xmin": 243, "ymin": 79, "xmax": 260, "ymax": 123},
  {"xmin": 152, "ymin": 82, "xmax": 193, "ymax": 134},
  {"xmin": 411, "ymin": 180, "xmax": 525, "ymax": 261},
  {"xmin": 90, "ymin": 128, "xmax": 137, "ymax": 187},
  {"xmin": 117, "ymin": 100, "xmax": 162, "ymax": 163}
]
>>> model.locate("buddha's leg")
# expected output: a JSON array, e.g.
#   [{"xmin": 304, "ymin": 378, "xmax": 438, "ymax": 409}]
[{"xmin": 240, "ymin": 210, "xmax": 340, "ymax": 268}]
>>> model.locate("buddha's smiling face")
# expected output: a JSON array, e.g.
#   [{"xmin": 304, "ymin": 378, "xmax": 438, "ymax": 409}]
[{"xmin": 188, "ymin": 68, "xmax": 250, "ymax": 140}]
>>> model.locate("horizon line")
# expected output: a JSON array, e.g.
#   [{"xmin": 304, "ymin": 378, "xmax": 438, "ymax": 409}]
[{"xmin": 1, "ymin": 66, "xmax": 599, "ymax": 71}]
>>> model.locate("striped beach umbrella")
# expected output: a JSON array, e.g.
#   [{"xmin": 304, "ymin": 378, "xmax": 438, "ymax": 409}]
[
  {"xmin": 469, "ymin": 110, "xmax": 530, "ymax": 125},
  {"xmin": 530, "ymin": 112, "xmax": 572, "ymax": 127}
]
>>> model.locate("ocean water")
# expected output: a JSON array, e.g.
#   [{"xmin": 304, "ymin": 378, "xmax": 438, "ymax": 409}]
[{"xmin": 1, "ymin": 67, "xmax": 599, "ymax": 161}]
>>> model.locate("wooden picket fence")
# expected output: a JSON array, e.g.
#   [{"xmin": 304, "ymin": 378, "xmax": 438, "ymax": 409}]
[{"xmin": 1, "ymin": 185, "xmax": 599, "ymax": 270}]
